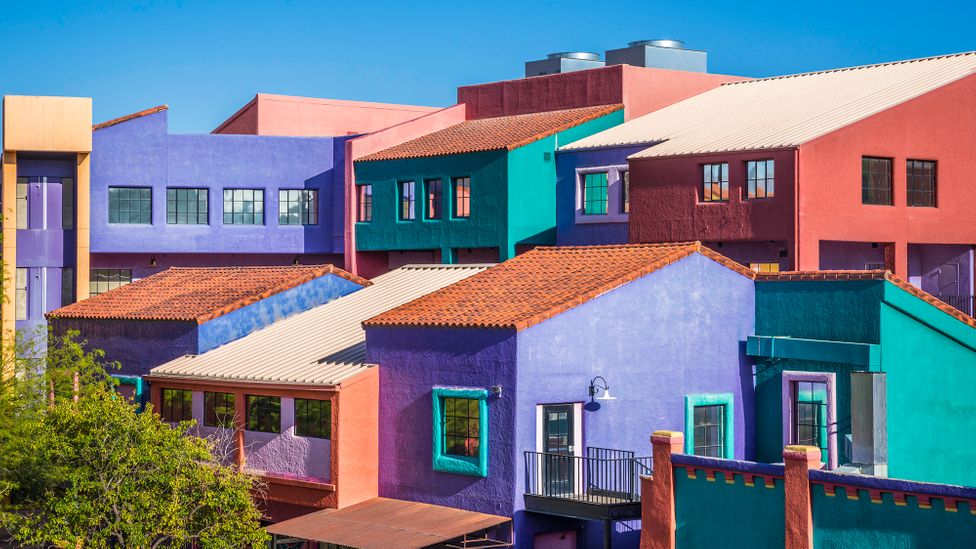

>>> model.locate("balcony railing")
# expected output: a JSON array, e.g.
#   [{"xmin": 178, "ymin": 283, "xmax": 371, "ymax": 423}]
[
  {"xmin": 935, "ymin": 294, "xmax": 975, "ymax": 317},
  {"xmin": 523, "ymin": 447, "xmax": 652, "ymax": 506}
]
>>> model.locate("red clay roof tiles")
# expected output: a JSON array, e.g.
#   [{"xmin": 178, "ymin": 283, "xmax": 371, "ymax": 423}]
[
  {"xmin": 357, "ymin": 104, "xmax": 624, "ymax": 162},
  {"xmin": 363, "ymin": 242, "xmax": 755, "ymax": 331},
  {"xmin": 92, "ymin": 105, "xmax": 169, "ymax": 131},
  {"xmin": 48, "ymin": 265, "xmax": 369, "ymax": 324}
]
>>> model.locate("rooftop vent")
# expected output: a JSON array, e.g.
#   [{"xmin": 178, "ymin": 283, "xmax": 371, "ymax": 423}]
[
  {"xmin": 606, "ymin": 39, "xmax": 707, "ymax": 73},
  {"xmin": 525, "ymin": 51, "xmax": 605, "ymax": 77}
]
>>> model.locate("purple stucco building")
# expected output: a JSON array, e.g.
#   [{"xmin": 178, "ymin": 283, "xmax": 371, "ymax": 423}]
[{"xmin": 364, "ymin": 243, "xmax": 756, "ymax": 548}]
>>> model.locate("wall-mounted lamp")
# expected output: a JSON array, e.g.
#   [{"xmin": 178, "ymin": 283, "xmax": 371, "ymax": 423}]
[
  {"xmin": 491, "ymin": 385, "xmax": 503, "ymax": 398},
  {"xmin": 149, "ymin": 255, "xmax": 157, "ymax": 266},
  {"xmin": 293, "ymin": 256, "xmax": 301, "ymax": 265},
  {"xmin": 588, "ymin": 376, "xmax": 616, "ymax": 402}
]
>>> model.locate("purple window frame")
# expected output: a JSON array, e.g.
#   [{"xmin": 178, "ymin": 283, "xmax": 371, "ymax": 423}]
[{"xmin": 781, "ymin": 370, "xmax": 837, "ymax": 470}]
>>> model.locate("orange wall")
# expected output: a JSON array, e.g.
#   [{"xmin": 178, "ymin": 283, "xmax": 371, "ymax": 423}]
[
  {"xmin": 334, "ymin": 366, "xmax": 379, "ymax": 508},
  {"xmin": 620, "ymin": 65, "xmax": 747, "ymax": 120},
  {"xmin": 214, "ymin": 94, "xmax": 440, "ymax": 136},
  {"xmin": 796, "ymin": 74, "xmax": 976, "ymax": 275}
]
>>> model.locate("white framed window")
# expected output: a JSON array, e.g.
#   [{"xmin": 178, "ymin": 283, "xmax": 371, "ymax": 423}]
[{"xmin": 574, "ymin": 165, "xmax": 629, "ymax": 225}]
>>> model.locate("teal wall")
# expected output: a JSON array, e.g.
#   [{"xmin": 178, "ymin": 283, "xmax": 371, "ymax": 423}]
[
  {"xmin": 354, "ymin": 150, "xmax": 508, "ymax": 258},
  {"xmin": 674, "ymin": 469, "xmax": 784, "ymax": 548},
  {"xmin": 811, "ymin": 484, "xmax": 976, "ymax": 547},
  {"xmin": 355, "ymin": 110, "xmax": 623, "ymax": 262},
  {"xmin": 880, "ymin": 282, "xmax": 976, "ymax": 486}
]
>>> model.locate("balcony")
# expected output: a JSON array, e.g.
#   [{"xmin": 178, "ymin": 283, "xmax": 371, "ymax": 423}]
[
  {"xmin": 523, "ymin": 447, "xmax": 652, "ymax": 522},
  {"xmin": 935, "ymin": 294, "xmax": 975, "ymax": 317}
]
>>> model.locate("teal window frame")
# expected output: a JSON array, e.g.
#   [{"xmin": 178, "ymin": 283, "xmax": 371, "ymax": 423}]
[
  {"xmin": 432, "ymin": 387, "xmax": 488, "ymax": 477},
  {"xmin": 684, "ymin": 393, "xmax": 734, "ymax": 459}
]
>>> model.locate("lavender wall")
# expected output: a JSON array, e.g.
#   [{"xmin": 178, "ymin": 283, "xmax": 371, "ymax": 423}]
[
  {"xmin": 819, "ymin": 241, "xmax": 886, "ymax": 270},
  {"xmin": 90, "ymin": 110, "xmax": 349, "ymax": 256},
  {"xmin": 908, "ymin": 244, "xmax": 973, "ymax": 296},
  {"xmin": 366, "ymin": 327, "xmax": 518, "ymax": 517},
  {"xmin": 555, "ymin": 146, "xmax": 646, "ymax": 246}
]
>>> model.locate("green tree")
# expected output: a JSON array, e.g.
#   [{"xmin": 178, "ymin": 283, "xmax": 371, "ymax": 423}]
[{"xmin": 0, "ymin": 330, "xmax": 269, "ymax": 548}]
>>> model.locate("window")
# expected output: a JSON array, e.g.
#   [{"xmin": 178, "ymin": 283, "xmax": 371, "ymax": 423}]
[
  {"xmin": 747, "ymin": 160, "xmax": 774, "ymax": 199},
  {"xmin": 792, "ymin": 381, "xmax": 828, "ymax": 460},
  {"xmin": 167, "ymin": 188, "xmax": 208, "ymax": 224},
  {"xmin": 693, "ymin": 405, "xmax": 725, "ymax": 457},
  {"xmin": 89, "ymin": 269, "xmax": 132, "ymax": 296},
  {"xmin": 750, "ymin": 262, "xmax": 780, "ymax": 273},
  {"xmin": 702, "ymin": 163, "xmax": 729, "ymax": 202},
  {"xmin": 357, "ymin": 184, "xmax": 373, "ymax": 222},
  {"xmin": 278, "ymin": 189, "xmax": 318, "ymax": 225},
  {"xmin": 109, "ymin": 187, "xmax": 152, "ymax": 224},
  {"xmin": 204, "ymin": 392, "xmax": 235, "ymax": 428},
  {"xmin": 862, "ymin": 157, "xmax": 892, "ymax": 205},
  {"xmin": 295, "ymin": 398, "xmax": 331, "ymax": 439},
  {"xmin": 222, "ymin": 189, "xmax": 263, "ymax": 225},
  {"xmin": 684, "ymin": 393, "xmax": 734, "ymax": 459},
  {"xmin": 622, "ymin": 170, "xmax": 630, "ymax": 214},
  {"xmin": 432, "ymin": 387, "xmax": 488, "ymax": 477},
  {"xmin": 425, "ymin": 179, "xmax": 443, "ymax": 220},
  {"xmin": 16, "ymin": 178, "xmax": 28, "ymax": 229},
  {"xmin": 865, "ymin": 262, "xmax": 886, "ymax": 270},
  {"xmin": 907, "ymin": 159, "xmax": 936, "ymax": 207},
  {"xmin": 398, "ymin": 181, "xmax": 416, "ymax": 220},
  {"xmin": 246, "ymin": 395, "xmax": 280, "ymax": 433},
  {"xmin": 582, "ymin": 172, "xmax": 609, "ymax": 215},
  {"xmin": 160, "ymin": 389, "xmax": 192, "ymax": 423},
  {"xmin": 62, "ymin": 177, "xmax": 75, "ymax": 229},
  {"xmin": 61, "ymin": 268, "xmax": 75, "ymax": 307},
  {"xmin": 15, "ymin": 268, "xmax": 27, "ymax": 321},
  {"xmin": 453, "ymin": 177, "xmax": 470, "ymax": 218}
]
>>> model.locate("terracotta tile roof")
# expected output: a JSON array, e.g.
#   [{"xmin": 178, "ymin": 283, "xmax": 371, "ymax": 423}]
[
  {"xmin": 47, "ymin": 265, "xmax": 370, "ymax": 324},
  {"xmin": 364, "ymin": 242, "xmax": 755, "ymax": 331},
  {"xmin": 92, "ymin": 105, "xmax": 168, "ymax": 131},
  {"xmin": 357, "ymin": 104, "xmax": 623, "ymax": 162},
  {"xmin": 758, "ymin": 270, "xmax": 976, "ymax": 328}
]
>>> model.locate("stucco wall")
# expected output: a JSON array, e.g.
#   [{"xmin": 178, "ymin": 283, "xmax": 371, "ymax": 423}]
[
  {"xmin": 51, "ymin": 317, "xmax": 198, "ymax": 378},
  {"xmin": 90, "ymin": 110, "xmax": 346, "ymax": 256},
  {"xmin": 244, "ymin": 395, "xmax": 331, "ymax": 481},
  {"xmin": 366, "ymin": 326, "xmax": 518, "ymax": 517}
]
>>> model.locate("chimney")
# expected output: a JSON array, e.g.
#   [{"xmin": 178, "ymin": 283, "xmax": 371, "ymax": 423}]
[
  {"xmin": 524, "ymin": 51, "xmax": 605, "ymax": 78},
  {"xmin": 605, "ymin": 39, "xmax": 707, "ymax": 72}
]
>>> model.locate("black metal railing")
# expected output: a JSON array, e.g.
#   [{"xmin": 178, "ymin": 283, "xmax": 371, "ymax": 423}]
[
  {"xmin": 935, "ymin": 294, "xmax": 975, "ymax": 317},
  {"xmin": 524, "ymin": 448, "xmax": 652, "ymax": 505}
]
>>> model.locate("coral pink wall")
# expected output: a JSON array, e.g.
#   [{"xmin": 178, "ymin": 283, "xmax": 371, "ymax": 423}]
[
  {"xmin": 343, "ymin": 104, "xmax": 467, "ymax": 274},
  {"xmin": 335, "ymin": 367, "xmax": 379, "ymax": 508},
  {"xmin": 629, "ymin": 149, "xmax": 797, "ymax": 256},
  {"xmin": 213, "ymin": 94, "xmax": 440, "ymax": 136},
  {"xmin": 457, "ymin": 65, "xmax": 744, "ymax": 121},
  {"xmin": 796, "ymin": 74, "xmax": 976, "ymax": 277}
]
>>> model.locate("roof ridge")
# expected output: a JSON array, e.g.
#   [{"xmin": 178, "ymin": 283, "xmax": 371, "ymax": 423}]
[
  {"xmin": 93, "ymin": 105, "xmax": 168, "ymax": 131},
  {"xmin": 722, "ymin": 51, "xmax": 976, "ymax": 87},
  {"xmin": 534, "ymin": 242, "xmax": 699, "ymax": 251}
]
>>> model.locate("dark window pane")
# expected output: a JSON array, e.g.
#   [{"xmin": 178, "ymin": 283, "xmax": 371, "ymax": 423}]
[
  {"xmin": 161, "ymin": 389, "xmax": 192, "ymax": 422},
  {"xmin": 692, "ymin": 404, "xmax": 725, "ymax": 457},
  {"xmin": 442, "ymin": 397, "xmax": 480, "ymax": 457},
  {"xmin": 108, "ymin": 187, "xmax": 152, "ymax": 224},
  {"xmin": 862, "ymin": 157, "xmax": 893, "ymax": 205},
  {"xmin": 906, "ymin": 159, "xmax": 936, "ymax": 207},
  {"xmin": 294, "ymin": 398, "xmax": 331, "ymax": 439},
  {"xmin": 453, "ymin": 177, "xmax": 471, "ymax": 218},
  {"xmin": 246, "ymin": 395, "xmax": 281, "ymax": 433},
  {"xmin": 582, "ymin": 172, "xmax": 609, "ymax": 215},
  {"xmin": 278, "ymin": 189, "xmax": 319, "ymax": 225}
]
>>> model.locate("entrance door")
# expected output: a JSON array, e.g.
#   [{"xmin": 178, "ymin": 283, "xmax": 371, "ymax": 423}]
[{"xmin": 542, "ymin": 404, "xmax": 575, "ymax": 495}]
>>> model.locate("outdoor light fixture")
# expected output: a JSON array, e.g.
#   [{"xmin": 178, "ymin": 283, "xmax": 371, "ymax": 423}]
[
  {"xmin": 491, "ymin": 384, "xmax": 503, "ymax": 398},
  {"xmin": 588, "ymin": 376, "xmax": 616, "ymax": 402},
  {"xmin": 149, "ymin": 255, "xmax": 157, "ymax": 266}
]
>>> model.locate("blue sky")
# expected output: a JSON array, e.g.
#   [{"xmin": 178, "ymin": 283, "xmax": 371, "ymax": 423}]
[{"xmin": 1, "ymin": 0, "xmax": 974, "ymax": 134}]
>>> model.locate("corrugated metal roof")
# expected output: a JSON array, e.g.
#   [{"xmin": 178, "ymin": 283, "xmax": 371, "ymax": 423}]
[
  {"xmin": 559, "ymin": 52, "xmax": 976, "ymax": 158},
  {"xmin": 148, "ymin": 264, "xmax": 490, "ymax": 386}
]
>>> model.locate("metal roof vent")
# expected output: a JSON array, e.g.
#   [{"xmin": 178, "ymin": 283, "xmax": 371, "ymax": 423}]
[
  {"xmin": 526, "ymin": 51, "xmax": 606, "ymax": 77},
  {"xmin": 606, "ymin": 39, "xmax": 706, "ymax": 73}
]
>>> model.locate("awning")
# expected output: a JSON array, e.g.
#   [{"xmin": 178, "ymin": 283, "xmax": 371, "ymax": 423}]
[{"xmin": 266, "ymin": 497, "xmax": 512, "ymax": 549}]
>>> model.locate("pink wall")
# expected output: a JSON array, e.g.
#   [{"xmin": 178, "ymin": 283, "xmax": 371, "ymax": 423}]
[
  {"xmin": 213, "ymin": 94, "xmax": 440, "ymax": 136},
  {"xmin": 797, "ymin": 74, "xmax": 976, "ymax": 277},
  {"xmin": 343, "ymin": 104, "xmax": 467, "ymax": 274},
  {"xmin": 457, "ymin": 65, "xmax": 745, "ymax": 121}
]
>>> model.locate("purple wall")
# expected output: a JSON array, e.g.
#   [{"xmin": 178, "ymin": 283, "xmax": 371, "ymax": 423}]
[
  {"xmin": 555, "ymin": 146, "xmax": 646, "ymax": 246},
  {"xmin": 90, "ymin": 110, "xmax": 350, "ymax": 257},
  {"xmin": 365, "ymin": 253, "xmax": 756, "ymax": 548},
  {"xmin": 908, "ymin": 243, "xmax": 973, "ymax": 297},
  {"xmin": 366, "ymin": 327, "xmax": 518, "ymax": 517},
  {"xmin": 819, "ymin": 241, "xmax": 886, "ymax": 270}
]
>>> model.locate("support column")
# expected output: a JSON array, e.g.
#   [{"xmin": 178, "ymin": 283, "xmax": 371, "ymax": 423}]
[
  {"xmin": 2, "ymin": 151, "xmax": 17, "ymax": 371},
  {"xmin": 234, "ymin": 390, "xmax": 247, "ymax": 470},
  {"xmin": 75, "ymin": 153, "xmax": 91, "ymax": 301},
  {"xmin": 641, "ymin": 430, "xmax": 683, "ymax": 549},
  {"xmin": 795, "ymin": 234, "xmax": 820, "ymax": 271},
  {"xmin": 441, "ymin": 246, "xmax": 456, "ymax": 264},
  {"xmin": 883, "ymin": 241, "xmax": 908, "ymax": 279},
  {"xmin": 783, "ymin": 445, "xmax": 821, "ymax": 549}
]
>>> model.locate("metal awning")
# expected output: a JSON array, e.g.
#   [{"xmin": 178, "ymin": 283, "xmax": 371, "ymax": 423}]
[{"xmin": 266, "ymin": 497, "xmax": 512, "ymax": 549}]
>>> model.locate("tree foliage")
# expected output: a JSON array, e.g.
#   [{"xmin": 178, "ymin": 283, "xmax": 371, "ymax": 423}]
[{"xmin": 0, "ymin": 330, "xmax": 269, "ymax": 548}]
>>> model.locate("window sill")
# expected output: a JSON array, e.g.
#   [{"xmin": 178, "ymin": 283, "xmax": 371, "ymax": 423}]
[
  {"xmin": 433, "ymin": 453, "xmax": 485, "ymax": 477},
  {"xmin": 575, "ymin": 213, "xmax": 629, "ymax": 225}
]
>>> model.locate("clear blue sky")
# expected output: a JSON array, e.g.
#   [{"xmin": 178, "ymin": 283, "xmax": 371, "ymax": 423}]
[{"xmin": 1, "ymin": 0, "xmax": 974, "ymax": 134}]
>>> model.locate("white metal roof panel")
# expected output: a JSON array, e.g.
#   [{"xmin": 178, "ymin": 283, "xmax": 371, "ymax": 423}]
[
  {"xmin": 558, "ymin": 52, "xmax": 976, "ymax": 158},
  {"xmin": 149, "ymin": 264, "xmax": 490, "ymax": 386}
]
